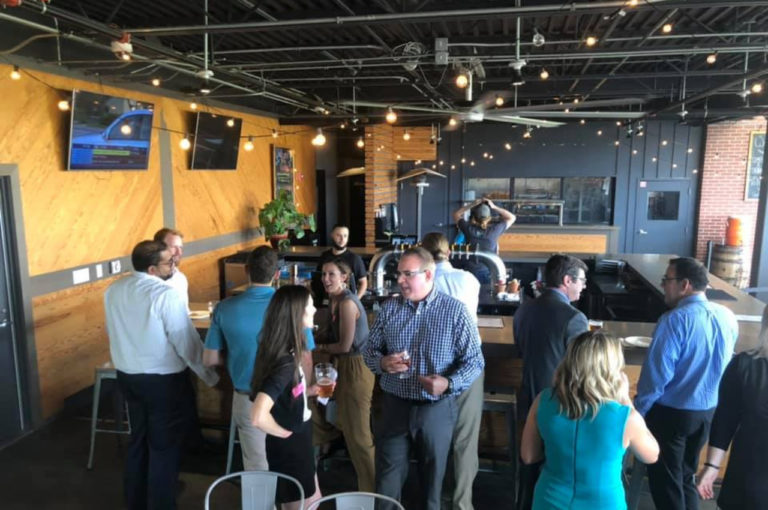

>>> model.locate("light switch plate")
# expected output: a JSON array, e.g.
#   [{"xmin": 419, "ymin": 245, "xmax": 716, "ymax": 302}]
[
  {"xmin": 95, "ymin": 264, "xmax": 104, "ymax": 278},
  {"xmin": 72, "ymin": 267, "xmax": 90, "ymax": 285},
  {"xmin": 109, "ymin": 260, "xmax": 121, "ymax": 274}
]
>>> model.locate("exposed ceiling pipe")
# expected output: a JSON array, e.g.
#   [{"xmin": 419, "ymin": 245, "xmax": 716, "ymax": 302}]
[
  {"xmin": 14, "ymin": 1, "xmax": 325, "ymax": 111},
  {"xmin": 190, "ymin": 45, "xmax": 387, "ymax": 57},
  {"xmin": 448, "ymin": 32, "xmax": 768, "ymax": 48},
  {"xmin": 123, "ymin": 1, "xmax": 764, "ymax": 37}
]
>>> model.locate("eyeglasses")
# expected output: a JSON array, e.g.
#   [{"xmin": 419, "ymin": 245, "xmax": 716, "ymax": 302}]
[
  {"xmin": 661, "ymin": 276, "xmax": 683, "ymax": 285},
  {"xmin": 156, "ymin": 259, "xmax": 175, "ymax": 268},
  {"xmin": 568, "ymin": 274, "xmax": 587, "ymax": 284},
  {"xmin": 396, "ymin": 270, "xmax": 427, "ymax": 279}
]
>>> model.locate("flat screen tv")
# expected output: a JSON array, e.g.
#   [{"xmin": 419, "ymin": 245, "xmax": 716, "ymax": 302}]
[
  {"xmin": 190, "ymin": 112, "xmax": 242, "ymax": 170},
  {"xmin": 68, "ymin": 90, "xmax": 154, "ymax": 170}
]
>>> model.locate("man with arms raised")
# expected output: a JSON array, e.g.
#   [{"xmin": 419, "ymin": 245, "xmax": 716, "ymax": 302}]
[
  {"xmin": 363, "ymin": 247, "xmax": 484, "ymax": 510},
  {"xmin": 421, "ymin": 232, "xmax": 482, "ymax": 510},
  {"xmin": 635, "ymin": 257, "xmax": 738, "ymax": 510},
  {"xmin": 203, "ymin": 246, "xmax": 316, "ymax": 471},
  {"xmin": 154, "ymin": 228, "xmax": 188, "ymax": 308},
  {"xmin": 513, "ymin": 254, "xmax": 589, "ymax": 509},
  {"xmin": 104, "ymin": 240, "xmax": 218, "ymax": 510}
]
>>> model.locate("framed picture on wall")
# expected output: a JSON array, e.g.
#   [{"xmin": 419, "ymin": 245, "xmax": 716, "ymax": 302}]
[
  {"xmin": 745, "ymin": 131, "xmax": 766, "ymax": 200},
  {"xmin": 272, "ymin": 146, "xmax": 295, "ymax": 201}
]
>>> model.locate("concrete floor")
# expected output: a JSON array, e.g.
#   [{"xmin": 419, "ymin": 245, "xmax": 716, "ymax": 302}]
[{"xmin": 0, "ymin": 392, "xmax": 720, "ymax": 510}]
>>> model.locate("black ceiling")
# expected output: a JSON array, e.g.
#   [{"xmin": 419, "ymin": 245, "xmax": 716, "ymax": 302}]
[{"xmin": 2, "ymin": 0, "xmax": 768, "ymax": 125}]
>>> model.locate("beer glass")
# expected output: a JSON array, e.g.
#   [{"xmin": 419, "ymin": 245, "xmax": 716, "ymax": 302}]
[{"xmin": 314, "ymin": 363, "xmax": 338, "ymax": 398}]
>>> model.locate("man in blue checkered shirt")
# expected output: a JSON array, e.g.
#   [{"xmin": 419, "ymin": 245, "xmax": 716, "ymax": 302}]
[{"xmin": 363, "ymin": 247, "xmax": 484, "ymax": 510}]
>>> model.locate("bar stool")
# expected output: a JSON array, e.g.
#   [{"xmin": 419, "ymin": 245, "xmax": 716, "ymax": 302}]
[
  {"xmin": 86, "ymin": 364, "xmax": 131, "ymax": 470},
  {"xmin": 225, "ymin": 418, "xmax": 240, "ymax": 474},
  {"xmin": 482, "ymin": 391, "xmax": 518, "ymax": 494}
]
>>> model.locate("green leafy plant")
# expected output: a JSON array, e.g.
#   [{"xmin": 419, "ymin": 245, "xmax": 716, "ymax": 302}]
[{"xmin": 258, "ymin": 190, "xmax": 316, "ymax": 248}]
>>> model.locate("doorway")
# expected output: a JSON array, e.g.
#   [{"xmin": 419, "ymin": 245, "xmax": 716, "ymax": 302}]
[{"xmin": 632, "ymin": 179, "xmax": 693, "ymax": 255}]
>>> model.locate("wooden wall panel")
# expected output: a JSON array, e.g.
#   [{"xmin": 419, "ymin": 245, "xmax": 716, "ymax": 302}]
[
  {"xmin": 498, "ymin": 233, "xmax": 607, "ymax": 253},
  {"xmin": 392, "ymin": 126, "xmax": 437, "ymax": 161}
]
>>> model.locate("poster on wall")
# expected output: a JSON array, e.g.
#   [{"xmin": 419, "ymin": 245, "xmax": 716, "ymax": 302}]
[
  {"xmin": 745, "ymin": 131, "xmax": 766, "ymax": 200},
  {"xmin": 272, "ymin": 146, "xmax": 295, "ymax": 201}
]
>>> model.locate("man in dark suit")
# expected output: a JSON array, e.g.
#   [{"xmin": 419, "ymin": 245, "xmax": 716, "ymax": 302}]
[{"xmin": 513, "ymin": 254, "xmax": 589, "ymax": 510}]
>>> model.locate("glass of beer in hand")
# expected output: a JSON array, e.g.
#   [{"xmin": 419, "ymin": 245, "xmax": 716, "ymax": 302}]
[{"xmin": 314, "ymin": 363, "xmax": 338, "ymax": 398}]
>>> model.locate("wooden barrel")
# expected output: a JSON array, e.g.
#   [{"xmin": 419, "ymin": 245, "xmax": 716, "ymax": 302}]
[
  {"xmin": 711, "ymin": 244, "xmax": 743, "ymax": 286},
  {"xmin": 725, "ymin": 216, "xmax": 744, "ymax": 247}
]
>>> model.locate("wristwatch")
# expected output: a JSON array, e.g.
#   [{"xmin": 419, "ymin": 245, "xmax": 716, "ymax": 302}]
[{"xmin": 446, "ymin": 378, "xmax": 454, "ymax": 395}]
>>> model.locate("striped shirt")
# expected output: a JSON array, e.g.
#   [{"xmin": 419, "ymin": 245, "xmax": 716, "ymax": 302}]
[{"xmin": 363, "ymin": 288, "xmax": 484, "ymax": 401}]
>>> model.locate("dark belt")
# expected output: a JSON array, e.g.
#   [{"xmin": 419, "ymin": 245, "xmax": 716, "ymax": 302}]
[{"xmin": 235, "ymin": 389, "xmax": 250, "ymax": 396}]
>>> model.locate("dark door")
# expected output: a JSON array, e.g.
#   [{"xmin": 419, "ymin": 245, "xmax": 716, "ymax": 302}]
[
  {"xmin": 632, "ymin": 179, "xmax": 692, "ymax": 255},
  {"xmin": 0, "ymin": 178, "xmax": 23, "ymax": 445}
]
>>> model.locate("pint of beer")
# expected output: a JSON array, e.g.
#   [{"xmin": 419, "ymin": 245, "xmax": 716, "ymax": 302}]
[
  {"xmin": 588, "ymin": 320, "xmax": 604, "ymax": 332},
  {"xmin": 314, "ymin": 363, "xmax": 338, "ymax": 398}
]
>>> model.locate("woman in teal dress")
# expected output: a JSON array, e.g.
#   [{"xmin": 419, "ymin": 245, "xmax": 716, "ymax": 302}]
[{"xmin": 521, "ymin": 331, "xmax": 659, "ymax": 510}]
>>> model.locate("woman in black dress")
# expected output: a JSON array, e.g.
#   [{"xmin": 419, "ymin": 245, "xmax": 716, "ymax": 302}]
[
  {"xmin": 250, "ymin": 285, "xmax": 321, "ymax": 510},
  {"xmin": 696, "ymin": 305, "xmax": 768, "ymax": 509}
]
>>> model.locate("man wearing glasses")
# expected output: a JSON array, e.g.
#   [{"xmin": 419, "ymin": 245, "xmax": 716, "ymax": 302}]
[
  {"xmin": 104, "ymin": 240, "xmax": 218, "ymax": 510},
  {"xmin": 635, "ymin": 257, "xmax": 738, "ymax": 510},
  {"xmin": 514, "ymin": 253, "xmax": 589, "ymax": 510},
  {"xmin": 363, "ymin": 247, "xmax": 484, "ymax": 510}
]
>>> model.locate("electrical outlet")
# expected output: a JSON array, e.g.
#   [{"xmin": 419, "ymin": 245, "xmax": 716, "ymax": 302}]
[
  {"xmin": 95, "ymin": 264, "xmax": 104, "ymax": 278},
  {"xmin": 109, "ymin": 260, "xmax": 121, "ymax": 274}
]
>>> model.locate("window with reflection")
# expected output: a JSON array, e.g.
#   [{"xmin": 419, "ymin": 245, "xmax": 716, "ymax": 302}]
[
  {"xmin": 563, "ymin": 177, "xmax": 613, "ymax": 224},
  {"xmin": 513, "ymin": 178, "xmax": 561, "ymax": 199},
  {"xmin": 647, "ymin": 191, "xmax": 680, "ymax": 220}
]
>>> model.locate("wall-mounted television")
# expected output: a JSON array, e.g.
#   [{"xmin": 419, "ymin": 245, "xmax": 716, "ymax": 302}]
[
  {"xmin": 68, "ymin": 90, "xmax": 154, "ymax": 170},
  {"xmin": 190, "ymin": 112, "xmax": 242, "ymax": 170}
]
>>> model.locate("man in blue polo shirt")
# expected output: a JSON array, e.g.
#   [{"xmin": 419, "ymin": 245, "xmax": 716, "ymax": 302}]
[
  {"xmin": 635, "ymin": 257, "xmax": 738, "ymax": 510},
  {"xmin": 203, "ymin": 246, "xmax": 315, "ymax": 470}
]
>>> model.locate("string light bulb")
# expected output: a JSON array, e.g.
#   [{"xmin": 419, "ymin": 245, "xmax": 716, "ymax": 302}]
[
  {"xmin": 385, "ymin": 107, "xmax": 398, "ymax": 124},
  {"xmin": 752, "ymin": 82, "xmax": 764, "ymax": 94},
  {"xmin": 10, "ymin": 66, "xmax": 21, "ymax": 80},
  {"xmin": 662, "ymin": 23, "xmax": 673, "ymax": 33},
  {"xmin": 272, "ymin": 129, "xmax": 279, "ymax": 138},
  {"xmin": 190, "ymin": 102, "xmax": 198, "ymax": 110},
  {"xmin": 495, "ymin": 95, "xmax": 505, "ymax": 107},
  {"xmin": 244, "ymin": 137, "xmax": 254, "ymax": 152},
  {"xmin": 706, "ymin": 53, "xmax": 717, "ymax": 65},
  {"xmin": 585, "ymin": 36, "xmax": 598, "ymax": 47},
  {"xmin": 226, "ymin": 118, "xmax": 235, "ymax": 128},
  {"xmin": 179, "ymin": 134, "xmax": 191, "ymax": 151},
  {"xmin": 540, "ymin": 68, "xmax": 550, "ymax": 80},
  {"xmin": 356, "ymin": 137, "xmax": 364, "ymax": 149},
  {"xmin": 403, "ymin": 130, "xmax": 411, "ymax": 141},
  {"xmin": 449, "ymin": 117, "xmax": 458, "ymax": 127},
  {"xmin": 523, "ymin": 127, "xmax": 532, "ymax": 139},
  {"xmin": 455, "ymin": 72, "xmax": 469, "ymax": 88},
  {"xmin": 627, "ymin": 0, "xmax": 638, "ymax": 6},
  {"xmin": 580, "ymin": 119, "xmax": 586, "ymax": 125},
  {"xmin": 151, "ymin": 78, "xmax": 160, "ymax": 87},
  {"xmin": 311, "ymin": 128, "xmax": 326, "ymax": 146},
  {"xmin": 57, "ymin": 100, "xmax": 70, "ymax": 112}
]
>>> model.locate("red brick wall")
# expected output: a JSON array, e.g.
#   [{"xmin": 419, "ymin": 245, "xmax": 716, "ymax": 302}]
[{"xmin": 696, "ymin": 117, "xmax": 766, "ymax": 286}]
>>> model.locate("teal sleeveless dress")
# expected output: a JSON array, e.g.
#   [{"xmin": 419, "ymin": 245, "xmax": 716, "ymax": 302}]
[{"xmin": 533, "ymin": 388, "xmax": 630, "ymax": 510}]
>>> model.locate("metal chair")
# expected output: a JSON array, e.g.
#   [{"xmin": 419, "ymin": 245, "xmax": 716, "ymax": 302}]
[
  {"xmin": 86, "ymin": 364, "xmax": 131, "ymax": 470},
  {"xmin": 225, "ymin": 418, "xmax": 240, "ymax": 474},
  {"xmin": 306, "ymin": 492, "xmax": 405, "ymax": 510},
  {"xmin": 205, "ymin": 470, "xmax": 305, "ymax": 510}
]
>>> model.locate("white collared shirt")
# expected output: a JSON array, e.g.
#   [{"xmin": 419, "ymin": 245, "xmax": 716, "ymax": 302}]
[
  {"xmin": 433, "ymin": 260, "xmax": 480, "ymax": 323},
  {"xmin": 165, "ymin": 269, "xmax": 189, "ymax": 309},
  {"xmin": 104, "ymin": 271, "xmax": 217, "ymax": 386}
]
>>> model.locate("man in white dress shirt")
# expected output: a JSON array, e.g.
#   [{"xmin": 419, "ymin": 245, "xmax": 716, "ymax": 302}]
[
  {"xmin": 104, "ymin": 240, "xmax": 217, "ymax": 510},
  {"xmin": 154, "ymin": 228, "xmax": 189, "ymax": 308},
  {"xmin": 421, "ymin": 232, "xmax": 483, "ymax": 510}
]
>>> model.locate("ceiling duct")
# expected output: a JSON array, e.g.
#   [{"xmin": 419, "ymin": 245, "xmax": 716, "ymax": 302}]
[{"xmin": 394, "ymin": 42, "xmax": 425, "ymax": 72}]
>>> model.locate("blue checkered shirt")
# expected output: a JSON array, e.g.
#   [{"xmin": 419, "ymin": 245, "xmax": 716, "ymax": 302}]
[{"xmin": 363, "ymin": 288, "xmax": 484, "ymax": 401}]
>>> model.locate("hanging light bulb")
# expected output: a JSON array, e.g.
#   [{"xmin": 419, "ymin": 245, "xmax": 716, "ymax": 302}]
[
  {"xmin": 455, "ymin": 72, "xmax": 469, "ymax": 88},
  {"xmin": 403, "ymin": 130, "xmax": 411, "ymax": 141},
  {"xmin": 539, "ymin": 68, "xmax": 550, "ymax": 80},
  {"xmin": 244, "ymin": 136, "xmax": 254, "ymax": 152},
  {"xmin": 706, "ymin": 53, "xmax": 717, "ymax": 65},
  {"xmin": 662, "ymin": 23, "xmax": 673, "ymax": 33},
  {"xmin": 495, "ymin": 95, "xmax": 505, "ymax": 107},
  {"xmin": 340, "ymin": 122, "xmax": 347, "ymax": 129},
  {"xmin": 385, "ymin": 107, "xmax": 397, "ymax": 124},
  {"xmin": 190, "ymin": 102, "xmax": 198, "ymax": 110},
  {"xmin": 627, "ymin": 0, "xmax": 638, "ymax": 6},
  {"xmin": 504, "ymin": 143, "xmax": 512, "ymax": 150},
  {"xmin": 272, "ymin": 129, "xmax": 279, "ymax": 138},
  {"xmin": 585, "ymin": 36, "xmax": 598, "ymax": 47},
  {"xmin": 356, "ymin": 137, "xmax": 365, "ymax": 149},
  {"xmin": 179, "ymin": 134, "xmax": 192, "ymax": 151},
  {"xmin": 580, "ymin": 119, "xmax": 586, "ymax": 125},
  {"xmin": 449, "ymin": 117, "xmax": 458, "ymax": 127},
  {"xmin": 311, "ymin": 128, "xmax": 326, "ymax": 146},
  {"xmin": 10, "ymin": 66, "xmax": 21, "ymax": 80},
  {"xmin": 597, "ymin": 130, "xmax": 603, "ymax": 136},
  {"xmin": 226, "ymin": 118, "xmax": 235, "ymax": 128},
  {"xmin": 57, "ymin": 100, "xmax": 70, "ymax": 112},
  {"xmin": 151, "ymin": 78, "xmax": 161, "ymax": 87},
  {"xmin": 751, "ymin": 82, "xmax": 764, "ymax": 94},
  {"xmin": 120, "ymin": 124, "xmax": 132, "ymax": 135},
  {"xmin": 523, "ymin": 128, "xmax": 532, "ymax": 139}
]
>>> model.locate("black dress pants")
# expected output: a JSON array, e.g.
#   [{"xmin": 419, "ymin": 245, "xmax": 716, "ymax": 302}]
[
  {"xmin": 645, "ymin": 404, "xmax": 714, "ymax": 510},
  {"xmin": 117, "ymin": 370, "xmax": 195, "ymax": 510}
]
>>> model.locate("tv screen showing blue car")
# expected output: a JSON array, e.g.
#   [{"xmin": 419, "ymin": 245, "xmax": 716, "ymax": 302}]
[{"xmin": 68, "ymin": 90, "xmax": 154, "ymax": 170}]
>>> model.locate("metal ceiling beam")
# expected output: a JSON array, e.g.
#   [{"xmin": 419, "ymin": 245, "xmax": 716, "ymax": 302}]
[{"xmin": 123, "ymin": 0, "xmax": 695, "ymax": 36}]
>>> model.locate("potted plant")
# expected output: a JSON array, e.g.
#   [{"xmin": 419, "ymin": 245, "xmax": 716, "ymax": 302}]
[{"xmin": 258, "ymin": 190, "xmax": 316, "ymax": 249}]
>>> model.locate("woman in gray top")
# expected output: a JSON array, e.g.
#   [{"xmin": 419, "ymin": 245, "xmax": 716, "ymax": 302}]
[{"xmin": 316, "ymin": 258, "xmax": 376, "ymax": 492}]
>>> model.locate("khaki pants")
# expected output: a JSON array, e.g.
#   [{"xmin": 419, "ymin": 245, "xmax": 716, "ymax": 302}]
[{"xmin": 450, "ymin": 373, "xmax": 484, "ymax": 510}]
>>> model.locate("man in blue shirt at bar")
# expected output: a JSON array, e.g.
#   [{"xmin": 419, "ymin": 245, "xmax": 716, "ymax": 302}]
[
  {"xmin": 363, "ymin": 247, "xmax": 484, "ymax": 510},
  {"xmin": 635, "ymin": 257, "xmax": 738, "ymax": 510},
  {"xmin": 203, "ymin": 246, "xmax": 315, "ymax": 471}
]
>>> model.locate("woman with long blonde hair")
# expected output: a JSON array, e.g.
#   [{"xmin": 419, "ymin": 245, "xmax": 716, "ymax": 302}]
[{"xmin": 521, "ymin": 331, "xmax": 659, "ymax": 509}]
